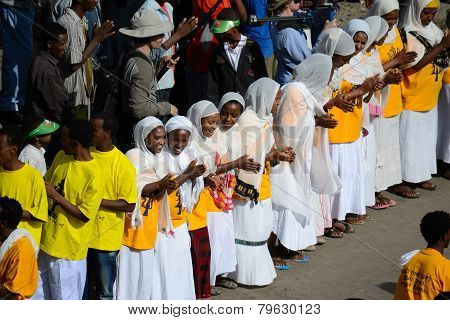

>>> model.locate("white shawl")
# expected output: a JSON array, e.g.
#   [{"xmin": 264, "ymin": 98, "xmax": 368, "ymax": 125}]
[
  {"xmin": 365, "ymin": 0, "xmax": 400, "ymax": 44},
  {"xmin": 125, "ymin": 117, "xmax": 172, "ymax": 234}
]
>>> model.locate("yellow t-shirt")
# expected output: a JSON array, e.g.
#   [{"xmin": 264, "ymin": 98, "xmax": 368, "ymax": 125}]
[
  {"xmin": 40, "ymin": 151, "xmax": 103, "ymax": 260},
  {"xmin": 0, "ymin": 236, "xmax": 38, "ymax": 300},
  {"xmin": 122, "ymin": 198, "xmax": 158, "ymax": 250},
  {"xmin": 0, "ymin": 164, "xmax": 48, "ymax": 246},
  {"xmin": 89, "ymin": 147, "xmax": 137, "ymax": 251},
  {"xmin": 168, "ymin": 188, "xmax": 188, "ymax": 229},
  {"xmin": 401, "ymin": 64, "xmax": 444, "ymax": 112},
  {"xmin": 188, "ymin": 188, "xmax": 221, "ymax": 231},
  {"xmin": 377, "ymin": 27, "xmax": 404, "ymax": 118},
  {"xmin": 258, "ymin": 163, "xmax": 271, "ymax": 201},
  {"xmin": 394, "ymin": 248, "xmax": 450, "ymax": 300},
  {"xmin": 328, "ymin": 80, "xmax": 363, "ymax": 144}
]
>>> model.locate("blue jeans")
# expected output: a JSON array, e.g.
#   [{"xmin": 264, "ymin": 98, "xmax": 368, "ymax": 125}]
[
  {"xmin": 84, "ymin": 249, "xmax": 118, "ymax": 300},
  {"xmin": 0, "ymin": 3, "xmax": 34, "ymax": 111}
]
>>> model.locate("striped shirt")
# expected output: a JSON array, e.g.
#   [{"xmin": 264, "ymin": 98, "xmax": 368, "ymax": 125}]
[{"xmin": 58, "ymin": 8, "xmax": 91, "ymax": 107}]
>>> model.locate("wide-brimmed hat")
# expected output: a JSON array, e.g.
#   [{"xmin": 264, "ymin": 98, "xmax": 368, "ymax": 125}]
[
  {"xmin": 119, "ymin": 10, "xmax": 173, "ymax": 38},
  {"xmin": 267, "ymin": 0, "xmax": 291, "ymax": 12}
]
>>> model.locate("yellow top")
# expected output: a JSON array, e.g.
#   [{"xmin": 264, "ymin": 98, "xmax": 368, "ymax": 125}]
[
  {"xmin": 328, "ymin": 80, "xmax": 363, "ymax": 144},
  {"xmin": 401, "ymin": 64, "xmax": 443, "ymax": 112},
  {"xmin": 394, "ymin": 248, "xmax": 450, "ymax": 300},
  {"xmin": 122, "ymin": 198, "xmax": 158, "ymax": 250},
  {"xmin": 89, "ymin": 147, "xmax": 137, "ymax": 252},
  {"xmin": 0, "ymin": 164, "xmax": 48, "ymax": 246},
  {"xmin": 377, "ymin": 27, "xmax": 404, "ymax": 118},
  {"xmin": 258, "ymin": 163, "xmax": 271, "ymax": 201},
  {"xmin": 168, "ymin": 189, "xmax": 188, "ymax": 229},
  {"xmin": 0, "ymin": 236, "xmax": 38, "ymax": 300},
  {"xmin": 40, "ymin": 151, "xmax": 103, "ymax": 260},
  {"xmin": 188, "ymin": 188, "xmax": 221, "ymax": 231}
]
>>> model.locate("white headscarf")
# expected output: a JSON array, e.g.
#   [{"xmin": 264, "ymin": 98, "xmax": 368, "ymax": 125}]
[
  {"xmin": 314, "ymin": 28, "xmax": 356, "ymax": 58},
  {"xmin": 126, "ymin": 117, "xmax": 173, "ymax": 233},
  {"xmin": 163, "ymin": 116, "xmax": 204, "ymax": 213},
  {"xmin": 402, "ymin": 0, "xmax": 443, "ymax": 46},
  {"xmin": 217, "ymin": 92, "xmax": 245, "ymax": 161},
  {"xmin": 365, "ymin": 16, "xmax": 387, "ymax": 49},
  {"xmin": 236, "ymin": 78, "xmax": 279, "ymax": 201},
  {"xmin": 365, "ymin": 0, "xmax": 400, "ymax": 44},
  {"xmin": 344, "ymin": 19, "xmax": 371, "ymax": 39},
  {"xmin": 186, "ymin": 100, "xmax": 220, "ymax": 175}
]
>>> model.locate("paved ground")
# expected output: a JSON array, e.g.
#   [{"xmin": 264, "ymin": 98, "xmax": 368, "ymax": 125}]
[{"xmin": 217, "ymin": 176, "xmax": 450, "ymax": 300}]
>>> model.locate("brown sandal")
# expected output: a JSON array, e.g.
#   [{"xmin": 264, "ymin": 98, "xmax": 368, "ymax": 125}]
[
  {"xmin": 324, "ymin": 227, "xmax": 344, "ymax": 238},
  {"xmin": 346, "ymin": 214, "xmax": 365, "ymax": 225}
]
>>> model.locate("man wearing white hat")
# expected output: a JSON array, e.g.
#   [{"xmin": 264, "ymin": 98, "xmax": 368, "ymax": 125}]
[{"xmin": 119, "ymin": 10, "xmax": 178, "ymax": 128}]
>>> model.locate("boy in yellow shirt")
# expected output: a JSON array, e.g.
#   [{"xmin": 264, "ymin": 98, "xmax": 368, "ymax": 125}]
[
  {"xmin": 36, "ymin": 119, "xmax": 103, "ymax": 300},
  {"xmin": 394, "ymin": 210, "xmax": 450, "ymax": 300},
  {"xmin": 84, "ymin": 113, "xmax": 137, "ymax": 300},
  {"xmin": 0, "ymin": 196, "xmax": 39, "ymax": 300},
  {"xmin": 0, "ymin": 125, "xmax": 48, "ymax": 246}
]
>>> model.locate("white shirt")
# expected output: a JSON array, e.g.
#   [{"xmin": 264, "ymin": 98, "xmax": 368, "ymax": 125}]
[
  {"xmin": 19, "ymin": 144, "xmax": 47, "ymax": 176},
  {"xmin": 224, "ymin": 35, "xmax": 247, "ymax": 72}
]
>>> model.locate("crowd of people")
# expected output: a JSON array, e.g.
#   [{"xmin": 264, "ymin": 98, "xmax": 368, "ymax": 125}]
[{"xmin": 0, "ymin": 0, "xmax": 449, "ymax": 300}]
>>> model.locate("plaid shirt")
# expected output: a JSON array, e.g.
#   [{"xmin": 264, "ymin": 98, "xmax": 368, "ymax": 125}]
[{"xmin": 0, "ymin": 0, "xmax": 33, "ymax": 10}]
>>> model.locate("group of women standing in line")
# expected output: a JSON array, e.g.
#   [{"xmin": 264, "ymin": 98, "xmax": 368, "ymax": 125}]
[{"xmin": 113, "ymin": 0, "xmax": 449, "ymax": 300}]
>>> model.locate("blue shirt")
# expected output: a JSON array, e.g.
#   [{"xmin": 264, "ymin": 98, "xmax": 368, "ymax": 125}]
[
  {"xmin": 241, "ymin": 0, "xmax": 273, "ymax": 59},
  {"xmin": 270, "ymin": 22, "xmax": 311, "ymax": 86}
]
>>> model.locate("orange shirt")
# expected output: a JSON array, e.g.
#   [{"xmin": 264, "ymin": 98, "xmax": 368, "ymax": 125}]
[
  {"xmin": 401, "ymin": 63, "xmax": 443, "ymax": 112},
  {"xmin": 122, "ymin": 198, "xmax": 158, "ymax": 251},
  {"xmin": 188, "ymin": 188, "xmax": 221, "ymax": 231},
  {"xmin": 0, "ymin": 236, "xmax": 38, "ymax": 300},
  {"xmin": 328, "ymin": 80, "xmax": 363, "ymax": 144},
  {"xmin": 169, "ymin": 189, "xmax": 188, "ymax": 229},
  {"xmin": 377, "ymin": 28, "xmax": 404, "ymax": 118},
  {"xmin": 394, "ymin": 248, "xmax": 450, "ymax": 300}
]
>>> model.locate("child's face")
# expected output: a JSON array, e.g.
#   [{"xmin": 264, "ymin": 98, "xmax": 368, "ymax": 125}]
[
  {"xmin": 0, "ymin": 134, "xmax": 14, "ymax": 166},
  {"xmin": 201, "ymin": 114, "xmax": 219, "ymax": 138},
  {"xmin": 332, "ymin": 53, "xmax": 353, "ymax": 70},
  {"xmin": 168, "ymin": 129, "xmax": 191, "ymax": 156},
  {"xmin": 145, "ymin": 126, "xmax": 166, "ymax": 154},
  {"xmin": 48, "ymin": 33, "xmax": 68, "ymax": 60},
  {"xmin": 220, "ymin": 102, "xmax": 243, "ymax": 131},
  {"xmin": 37, "ymin": 134, "xmax": 52, "ymax": 148},
  {"xmin": 353, "ymin": 32, "xmax": 368, "ymax": 54},
  {"xmin": 271, "ymin": 90, "xmax": 282, "ymax": 115},
  {"xmin": 382, "ymin": 10, "xmax": 399, "ymax": 31},
  {"xmin": 420, "ymin": 8, "xmax": 437, "ymax": 27},
  {"xmin": 150, "ymin": 34, "xmax": 165, "ymax": 49}
]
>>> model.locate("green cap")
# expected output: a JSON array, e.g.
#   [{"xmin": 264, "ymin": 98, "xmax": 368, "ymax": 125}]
[
  {"xmin": 211, "ymin": 19, "xmax": 240, "ymax": 34},
  {"xmin": 27, "ymin": 119, "xmax": 60, "ymax": 139},
  {"xmin": 267, "ymin": 0, "xmax": 290, "ymax": 12}
]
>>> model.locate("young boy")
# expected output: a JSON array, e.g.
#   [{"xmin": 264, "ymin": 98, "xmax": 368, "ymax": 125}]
[
  {"xmin": 394, "ymin": 211, "xmax": 450, "ymax": 300},
  {"xmin": 207, "ymin": 8, "xmax": 268, "ymax": 105},
  {"xmin": 37, "ymin": 119, "xmax": 103, "ymax": 300},
  {"xmin": 0, "ymin": 196, "xmax": 39, "ymax": 300},
  {"xmin": 0, "ymin": 125, "xmax": 48, "ymax": 246},
  {"xmin": 19, "ymin": 118, "xmax": 60, "ymax": 176},
  {"xmin": 85, "ymin": 113, "xmax": 137, "ymax": 300},
  {"xmin": 57, "ymin": 0, "xmax": 115, "ymax": 119}
]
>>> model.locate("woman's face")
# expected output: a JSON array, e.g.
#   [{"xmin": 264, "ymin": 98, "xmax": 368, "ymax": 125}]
[
  {"xmin": 271, "ymin": 90, "xmax": 283, "ymax": 115},
  {"xmin": 145, "ymin": 126, "xmax": 166, "ymax": 154},
  {"xmin": 168, "ymin": 129, "xmax": 190, "ymax": 155},
  {"xmin": 201, "ymin": 113, "xmax": 219, "ymax": 138},
  {"xmin": 332, "ymin": 53, "xmax": 353, "ymax": 69},
  {"xmin": 420, "ymin": 8, "xmax": 438, "ymax": 27},
  {"xmin": 219, "ymin": 102, "xmax": 243, "ymax": 131},
  {"xmin": 353, "ymin": 31, "xmax": 368, "ymax": 54},
  {"xmin": 382, "ymin": 10, "xmax": 399, "ymax": 31}
]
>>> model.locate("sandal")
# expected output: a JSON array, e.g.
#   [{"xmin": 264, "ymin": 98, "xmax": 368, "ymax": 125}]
[
  {"xmin": 211, "ymin": 286, "xmax": 222, "ymax": 296},
  {"xmin": 216, "ymin": 278, "xmax": 238, "ymax": 290},
  {"xmin": 388, "ymin": 185, "xmax": 420, "ymax": 199},
  {"xmin": 324, "ymin": 227, "xmax": 344, "ymax": 238},
  {"xmin": 273, "ymin": 257, "xmax": 290, "ymax": 270},
  {"xmin": 346, "ymin": 214, "xmax": 365, "ymax": 225},
  {"xmin": 418, "ymin": 181, "xmax": 437, "ymax": 191},
  {"xmin": 369, "ymin": 200, "xmax": 390, "ymax": 210},
  {"xmin": 288, "ymin": 251, "xmax": 309, "ymax": 263},
  {"xmin": 316, "ymin": 236, "xmax": 327, "ymax": 245},
  {"xmin": 359, "ymin": 214, "xmax": 373, "ymax": 221},
  {"xmin": 333, "ymin": 221, "xmax": 355, "ymax": 233},
  {"xmin": 378, "ymin": 195, "xmax": 397, "ymax": 208}
]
